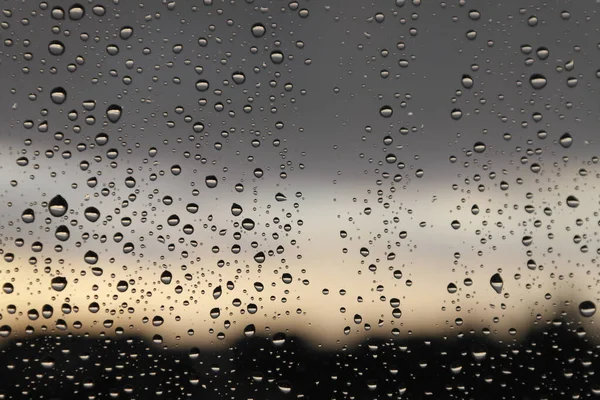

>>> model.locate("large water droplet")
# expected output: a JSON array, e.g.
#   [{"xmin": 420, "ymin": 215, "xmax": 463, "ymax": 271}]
[
  {"xmin": 119, "ymin": 26, "xmax": 134, "ymax": 40},
  {"xmin": 50, "ymin": 87, "xmax": 67, "ymax": 104},
  {"xmin": 195, "ymin": 79, "xmax": 210, "ymax": 91},
  {"xmin": 473, "ymin": 142, "xmax": 486, "ymax": 153},
  {"xmin": 205, "ymin": 175, "xmax": 218, "ymax": 188},
  {"xmin": 50, "ymin": 277, "xmax": 67, "ymax": 292},
  {"xmin": 48, "ymin": 40, "xmax": 65, "ymax": 55},
  {"xmin": 270, "ymin": 51, "xmax": 284, "ymax": 64},
  {"xmin": 232, "ymin": 71, "xmax": 246, "ymax": 84},
  {"xmin": 530, "ymin": 74, "xmax": 547, "ymax": 89},
  {"xmin": 231, "ymin": 203, "xmax": 243, "ymax": 216},
  {"xmin": 68, "ymin": 4, "xmax": 85, "ymax": 20},
  {"xmin": 84, "ymin": 250, "xmax": 99, "ymax": 265},
  {"xmin": 244, "ymin": 324, "xmax": 256, "ymax": 338},
  {"xmin": 84, "ymin": 207, "xmax": 101, "ymax": 222},
  {"xmin": 251, "ymin": 23, "xmax": 266, "ymax": 38},
  {"xmin": 55, "ymin": 225, "xmax": 70, "ymax": 241},
  {"xmin": 254, "ymin": 252, "xmax": 266, "ymax": 263},
  {"xmin": 379, "ymin": 105, "xmax": 393, "ymax": 118},
  {"xmin": 106, "ymin": 105, "xmax": 122, "ymax": 123},
  {"xmin": 160, "ymin": 271, "xmax": 172, "ymax": 284},
  {"xmin": 559, "ymin": 133, "xmax": 573, "ymax": 148},
  {"xmin": 21, "ymin": 208, "xmax": 35, "ymax": 223},
  {"xmin": 566, "ymin": 195, "xmax": 580, "ymax": 208},
  {"xmin": 490, "ymin": 273, "xmax": 503, "ymax": 294},
  {"xmin": 451, "ymin": 108, "xmax": 463, "ymax": 120},
  {"xmin": 48, "ymin": 195, "xmax": 68, "ymax": 217},
  {"xmin": 579, "ymin": 301, "xmax": 596, "ymax": 318},
  {"xmin": 242, "ymin": 218, "xmax": 255, "ymax": 230},
  {"xmin": 461, "ymin": 74, "xmax": 474, "ymax": 89}
]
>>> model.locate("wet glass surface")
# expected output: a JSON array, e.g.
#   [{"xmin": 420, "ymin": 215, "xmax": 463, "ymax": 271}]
[{"xmin": 0, "ymin": 1, "xmax": 599, "ymax": 398}]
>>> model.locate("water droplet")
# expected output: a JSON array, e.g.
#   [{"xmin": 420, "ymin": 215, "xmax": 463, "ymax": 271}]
[
  {"xmin": 231, "ymin": 203, "xmax": 243, "ymax": 216},
  {"xmin": 48, "ymin": 40, "xmax": 65, "ymax": 56},
  {"xmin": 473, "ymin": 142, "xmax": 486, "ymax": 153},
  {"xmin": 379, "ymin": 105, "xmax": 393, "ymax": 118},
  {"xmin": 167, "ymin": 214, "xmax": 180, "ymax": 226},
  {"xmin": 451, "ymin": 108, "xmax": 463, "ymax": 120},
  {"xmin": 21, "ymin": 208, "xmax": 35, "ymax": 223},
  {"xmin": 205, "ymin": 175, "xmax": 218, "ymax": 188},
  {"xmin": 536, "ymin": 46, "xmax": 549, "ymax": 60},
  {"xmin": 254, "ymin": 252, "xmax": 266, "ymax": 263},
  {"xmin": 559, "ymin": 133, "xmax": 573, "ymax": 148},
  {"xmin": 160, "ymin": 271, "xmax": 172, "ymax": 284},
  {"xmin": 232, "ymin": 71, "xmax": 246, "ymax": 84},
  {"xmin": 0, "ymin": 326, "xmax": 12, "ymax": 338},
  {"xmin": 3, "ymin": 283, "xmax": 14, "ymax": 294},
  {"xmin": 579, "ymin": 301, "xmax": 596, "ymax": 318},
  {"xmin": 51, "ymin": 6, "xmax": 65, "ymax": 20},
  {"xmin": 251, "ymin": 23, "xmax": 266, "ymax": 38},
  {"xmin": 50, "ymin": 277, "xmax": 67, "ymax": 292},
  {"xmin": 461, "ymin": 74, "xmax": 474, "ymax": 89},
  {"xmin": 528, "ymin": 15, "xmax": 538, "ymax": 27},
  {"xmin": 242, "ymin": 218, "xmax": 255, "ymax": 230},
  {"xmin": 451, "ymin": 220, "xmax": 461, "ymax": 230},
  {"xmin": 55, "ymin": 225, "xmax": 70, "ymax": 241},
  {"xmin": 468, "ymin": 10, "xmax": 481, "ymax": 20},
  {"xmin": 277, "ymin": 381, "xmax": 292, "ymax": 394},
  {"xmin": 68, "ymin": 4, "xmax": 85, "ymax": 20},
  {"xmin": 84, "ymin": 250, "xmax": 99, "ymax": 265},
  {"xmin": 50, "ymin": 87, "xmax": 67, "ymax": 104},
  {"xmin": 195, "ymin": 79, "xmax": 210, "ymax": 91},
  {"xmin": 272, "ymin": 332, "xmax": 286, "ymax": 346},
  {"xmin": 566, "ymin": 195, "xmax": 580, "ymax": 208},
  {"xmin": 270, "ymin": 50, "xmax": 284, "ymax": 64},
  {"xmin": 186, "ymin": 203, "xmax": 199, "ymax": 213},
  {"xmin": 447, "ymin": 283, "xmax": 457, "ymax": 294},
  {"xmin": 106, "ymin": 104, "xmax": 122, "ymax": 123},
  {"xmin": 116, "ymin": 280, "xmax": 128, "ymax": 292},
  {"xmin": 119, "ymin": 26, "xmax": 134, "ymax": 40},
  {"xmin": 282, "ymin": 273, "xmax": 293, "ymax": 284},
  {"xmin": 244, "ymin": 324, "xmax": 256, "ymax": 338},
  {"xmin": 530, "ymin": 74, "xmax": 547, "ymax": 89},
  {"xmin": 84, "ymin": 207, "xmax": 101, "ymax": 222},
  {"xmin": 48, "ymin": 195, "xmax": 68, "ymax": 217},
  {"xmin": 490, "ymin": 273, "xmax": 503, "ymax": 294}
]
